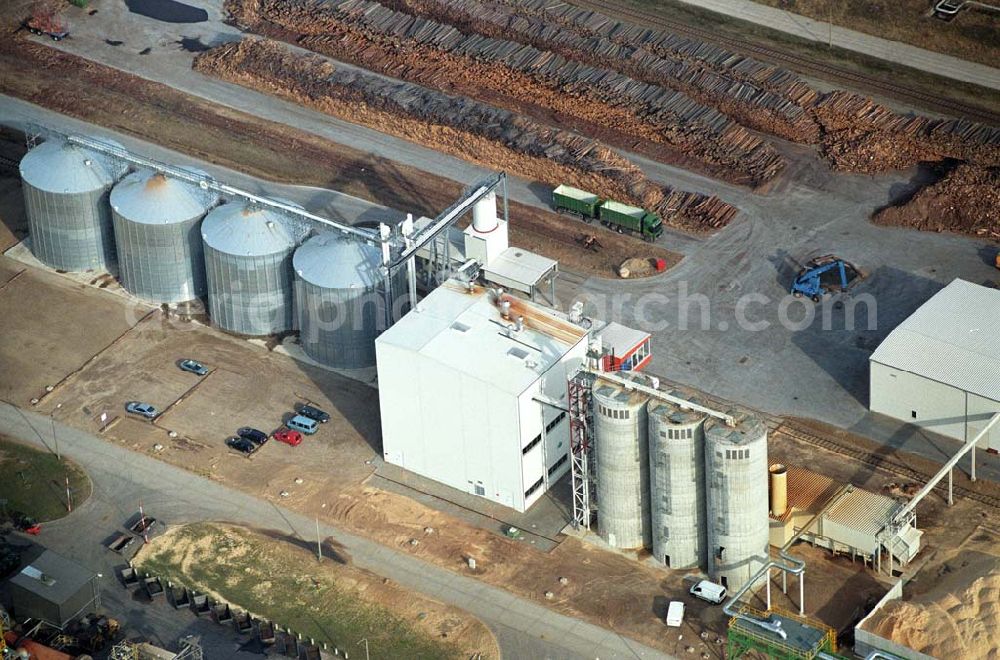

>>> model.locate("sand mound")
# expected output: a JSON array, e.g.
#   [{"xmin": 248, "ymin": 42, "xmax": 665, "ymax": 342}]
[{"xmin": 864, "ymin": 552, "xmax": 1000, "ymax": 659}]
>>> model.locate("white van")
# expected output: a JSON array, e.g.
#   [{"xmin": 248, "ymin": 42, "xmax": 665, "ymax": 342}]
[
  {"xmin": 665, "ymin": 601, "xmax": 685, "ymax": 627},
  {"xmin": 689, "ymin": 580, "xmax": 727, "ymax": 604}
]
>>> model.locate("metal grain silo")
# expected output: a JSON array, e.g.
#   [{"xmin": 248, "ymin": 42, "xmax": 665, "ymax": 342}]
[
  {"xmin": 294, "ymin": 232, "xmax": 402, "ymax": 369},
  {"xmin": 593, "ymin": 379, "xmax": 651, "ymax": 550},
  {"xmin": 111, "ymin": 170, "xmax": 218, "ymax": 303},
  {"xmin": 202, "ymin": 201, "xmax": 300, "ymax": 336},
  {"xmin": 704, "ymin": 414, "xmax": 769, "ymax": 591},
  {"xmin": 19, "ymin": 137, "xmax": 127, "ymax": 271},
  {"xmin": 648, "ymin": 398, "xmax": 707, "ymax": 570}
]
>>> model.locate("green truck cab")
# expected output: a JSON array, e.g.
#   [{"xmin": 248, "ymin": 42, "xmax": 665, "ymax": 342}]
[{"xmin": 598, "ymin": 200, "xmax": 662, "ymax": 241}]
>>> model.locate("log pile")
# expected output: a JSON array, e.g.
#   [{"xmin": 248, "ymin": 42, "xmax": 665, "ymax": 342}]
[
  {"xmin": 194, "ymin": 38, "xmax": 739, "ymax": 232},
  {"xmin": 815, "ymin": 92, "xmax": 1000, "ymax": 172},
  {"xmin": 376, "ymin": 0, "xmax": 822, "ymax": 142},
  {"xmin": 225, "ymin": 0, "xmax": 786, "ymax": 186},
  {"xmin": 873, "ymin": 164, "xmax": 1000, "ymax": 238}
]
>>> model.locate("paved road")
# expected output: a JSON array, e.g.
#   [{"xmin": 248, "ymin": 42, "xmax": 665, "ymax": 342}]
[
  {"xmin": 0, "ymin": 401, "xmax": 674, "ymax": 660},
  {"xmin": 673, "ymin": 0, "xmax": 1000, "ymax": 90}
]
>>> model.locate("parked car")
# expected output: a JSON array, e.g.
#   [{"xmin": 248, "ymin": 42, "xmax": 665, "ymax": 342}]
[
  {"xmin": 273, "ymin": 428, "xmax": 303, "ymax": 447},
  {"xmin": 286, "ymin": 415, "xmax": 318, "ymax": 435},
  {"xmin": 665, "ymin": 601, "xmax": 684, "ymax": 627},
  {"xmin": 178, "ymin": 359, "xmax": 208, "ymax": 376},
  {"xmin": 296, "ymin": 404, "xmax": 330, "ymax": 423},
  {"xmin": 125, "ymin": 401, "xmax": 158, "ymax": 419},
  {"xmin": 226, "ymin": 437, "xmax": 256, "ymax": 456},
  {"xmin": 689, "ymin": 580, "xmax": 727, "ymax": 604},
  {"xmin": 237, "ymin": 427, "xmax": 268, "ymax": 446}
]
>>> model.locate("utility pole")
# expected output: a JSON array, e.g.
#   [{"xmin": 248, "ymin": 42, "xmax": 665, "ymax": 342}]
[
  {"xmin": 315, "ymin": 517, "xmax": 323, "ymax": 562},
  {"xmin": 51, "ymin": 403, "xmax": 62, "ymax": 460}
]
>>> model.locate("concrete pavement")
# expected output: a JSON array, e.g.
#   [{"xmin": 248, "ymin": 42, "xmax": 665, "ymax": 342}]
[
  {"xmin": 673, "ymin": 0, "xmax": 1000, "ymax": 90},
  {"xmin": 0, "ymin": 401, "xmax": 674, "ymax": 660}
]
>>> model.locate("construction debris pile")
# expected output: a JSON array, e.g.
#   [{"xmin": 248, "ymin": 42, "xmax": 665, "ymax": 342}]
[
  {"xmin": 224, "ymin": 0, "xmax": 786, "ymax": 187},
  {"xmin": 874, "ymin": 165, "xmax": 1000, "ymax": 238},
  {"xmin": 815, "ymin": 91, "xmax": 1000, "ymax": 173},
  {"xmin": 195, "ymin": 38, "xmax": 739, "ymax": 231}
]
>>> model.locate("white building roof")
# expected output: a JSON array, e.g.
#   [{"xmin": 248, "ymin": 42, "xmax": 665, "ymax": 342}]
[
  {"xmin": 597, "ymin": 321, "xmax": 650, "ymax": 356},
  {"xmin": 825, "ymin": 487, "xmax": 899, "ymax": 538},
  {"xmin": 377, "ymin": 281, "xmax": 587, "ymax": 395},
  {"xmin": 483, "ymin": 247, "xmax": 557, "ymax": 293},
  {"xmin": 870, "ymin": 279, "xmax": 1000, "ymax": 402}
]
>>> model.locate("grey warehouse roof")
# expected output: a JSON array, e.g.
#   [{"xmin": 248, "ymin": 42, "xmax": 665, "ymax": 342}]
[
  {"xmin": 870, "ymin": 278, "xmax": 1000, "ymax": 402},
  {"xmin": 20, "ymin": 138, "xmax": 124, "ymax": 194},
  {"xmin": 10, "ymin": 550, "xmax": 95, "ymax": 605},
  {"xmin": 111, "ymin": 170, "xmax": 217, "ymax": 224},
  {"xmin": 202, "ymin": 202, "xmax": 298, "ymax": 256},
  {"xmin": 294, "ymin": 232, "xmax": 382, "ymax": 289}
]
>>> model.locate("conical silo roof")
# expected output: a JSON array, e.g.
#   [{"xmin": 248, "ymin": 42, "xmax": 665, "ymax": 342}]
[
  {"xmin": 294, "ymin": 233, "xmax": 382, "ymax": 290},
  {"xmin": 19, "ymin": 138, "xmax": 124, "ymax": 194},
  {"xmin": 202, "ymin": 202, "xmax": 299, "ymax": 257},
  {"xmin": 111, "ymin": 170, "xmax": 216, "ymax": 224}
]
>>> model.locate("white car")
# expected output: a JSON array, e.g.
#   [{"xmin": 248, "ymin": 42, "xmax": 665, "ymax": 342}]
[
  {"xmin": 665, "ymin": 601, "xmax": 684, "ymax": 627},
  {"xmin": 689, "ymin": 580, "xmax": 727, "ymax": 604}
]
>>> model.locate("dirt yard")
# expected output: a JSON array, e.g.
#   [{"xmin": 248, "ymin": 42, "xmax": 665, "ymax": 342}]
[
  {"xmin": 135, "ymin": 523, "xmax": 499, "ymax": 659},
  {"xmin": 745, "ymin": 0, "xmax": 1000, "ymax": 67}
]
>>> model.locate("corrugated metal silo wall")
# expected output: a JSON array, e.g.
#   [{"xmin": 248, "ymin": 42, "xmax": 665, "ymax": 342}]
[
  {"xmin": 593, "ymin": 382, "xmax": 651, "ymax": 550},
  {"xmin": 23, "ymin": 182, "xmax": 117, "ymax": 272},
  {"xmin": 205, "ymin": 244, "xmax": 294, "ymax": 336},
  {"xmin": 113, "ymin": 213, "xmax": 206, "ymax": 303},
  {"xmin": 705, "ymin": 424, "xmax": 770, "ymax": 591},
  {"xmin": 648, "ymin": 402, "xmax": 706, "ymax": 570}
]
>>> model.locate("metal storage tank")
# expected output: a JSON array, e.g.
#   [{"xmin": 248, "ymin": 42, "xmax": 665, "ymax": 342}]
[
  {"xmin": 593, "ymin": 378, "xmax": 651, "ymax": 550},
  {"xmin": 202, "ymin": 200, "xmax": 302, "ymax": 336},
  {"xmin": 704, "ymin": 414, "xmax": 770, "ymax": 591},
  {"xmin": 19, "ymin": 137, "xmax": 127, "ymax": 272},
  {"xmin": 648, "ymin": 398, "xmax": 707, "ymax": 570},
  {"xmin": 294, "ymin": 232, "xmax": 404, "ymax": 369},
  {"xmin": 111, "ymin": 170, "xmax": 218, "ymax": 303}
]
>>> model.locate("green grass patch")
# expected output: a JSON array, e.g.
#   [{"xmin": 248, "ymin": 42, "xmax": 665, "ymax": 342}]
[
  {"xmin": 137, "ymin": 524, "xmax": 473, "ymax": 660},
  {"xmin": 0, "ymin": 435, "xmax": 91, "ymax": 523},
  {"xmin": 624, "ymin": 0, "xmax": 1000, "ymax": 115}
]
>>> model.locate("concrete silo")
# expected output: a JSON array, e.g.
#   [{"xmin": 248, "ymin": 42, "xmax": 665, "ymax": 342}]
[
  {"xmin": 593, "ymin": 379, "xmax": 651, "ymax": 550},
  {"xmin": 294, "ymin": 232, "xmax": 404, "ymax": 369},
  {"xmin": 704, "ymin": 414, "xmax": 770, "ymax": 591},
  {"xmin": 111, "ymin": 170, "xmax": 218, "ymax": 303},
  {"xmin": 19, "ymin": 137, "xmax": 126, "ymax": 271},
  {"xmin": 202, "ymin": 201, "xmax": 300, "ymax": 336},
  {"xmin": 647, "ymin": 398, "xmax": 707, "ymax": 570}
]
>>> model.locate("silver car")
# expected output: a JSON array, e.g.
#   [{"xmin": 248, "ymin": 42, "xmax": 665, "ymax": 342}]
[
  {"xmin": 178, "ymin": 359, "xmax": 208, "ymax": 376},
  {"xmin": 126, "ymin": 401, "xmax": 158, "ymax": 419}
]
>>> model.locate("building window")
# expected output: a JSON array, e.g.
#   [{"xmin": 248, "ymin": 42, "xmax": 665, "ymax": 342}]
[
  {"xmin": 524, "ymin": 476, "xmax": 544, "ymax": 498},
  {"xmin": 545, "ymin": 412, "xmax": 567, "ymax": 434},
  {"xmin": 547, "ymin": 454, "xmax": 568, "ymax": 476},
  {"xmin": 911, "ymin": 410, "xmax": 917, "ymax": 419},
  {"xmin": 474, "ymin": 482, "xmax": 485, "ymax": 496},
  {"xmin": 522, "ymin": 433, "xmax": 542, "ymax": 455}
]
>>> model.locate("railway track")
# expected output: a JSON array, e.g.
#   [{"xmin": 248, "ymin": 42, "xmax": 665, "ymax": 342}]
[
  {"xmin": 776, "ymin": 421, "xmax": 1000, "ymax": 510},
  {"xmin": 574, "ymin": 0, "xmax": 1000, "ymax": 126}
]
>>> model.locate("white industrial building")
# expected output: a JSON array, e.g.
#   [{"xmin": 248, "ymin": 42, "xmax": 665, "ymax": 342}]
[
  {"xmin": 870, "ymin": 279, "xmax": 1000, "ymax": 451},
  {"xmin": 376, "ymin": 280, "xmax": 589, "ymax": 512}
]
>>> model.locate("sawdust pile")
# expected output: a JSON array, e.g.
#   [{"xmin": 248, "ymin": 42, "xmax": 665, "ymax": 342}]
[
  {"xmin": 195, "ymin": 38, "xmax": 739, "ymax": 232},
  {"xmin": 874, "ymin": 165, "xmax": 1000, "ymax": 238},
  {"xmin": 863, "ymin": 552, "xmax": 1000, "ymax": 659},
  {"xmin": 224, "ymin": 0, "xmax": 786, "ymax": 187}
]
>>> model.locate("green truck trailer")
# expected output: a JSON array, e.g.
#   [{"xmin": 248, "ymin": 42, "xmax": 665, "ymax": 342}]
[
  {"xmin": 551, "ymin": 184, "xmax": 662, "ymax": 241},
  {"xmin": 597, "ymin": 200, "xmax": 663, "ymax": 241}
]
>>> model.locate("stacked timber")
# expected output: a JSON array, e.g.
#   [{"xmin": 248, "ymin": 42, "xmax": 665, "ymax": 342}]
[
  {"xmin": 378, "ymin": 0, "xmax": 822, "ymax": 142},
  {"xmin": 815, "ymin": 92, "xmax": 1000, "ymax": 171},
  {"xmin": 226, "ymin": 0, "xmax": 787, "ymax": 186},
  {"xmin": 195, "ymin": 39, "xmax": 739, "ymax": 232}
]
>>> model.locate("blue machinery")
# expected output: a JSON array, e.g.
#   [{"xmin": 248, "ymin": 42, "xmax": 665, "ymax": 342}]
[{"xmin": 790, "ymin": 255, "xmax": 859, "ymax": 301}]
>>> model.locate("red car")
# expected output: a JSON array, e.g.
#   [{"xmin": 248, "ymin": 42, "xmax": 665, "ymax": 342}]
[{"xmin": 273, "ymin": 428, "xmax": 302, "ymax": 446}]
